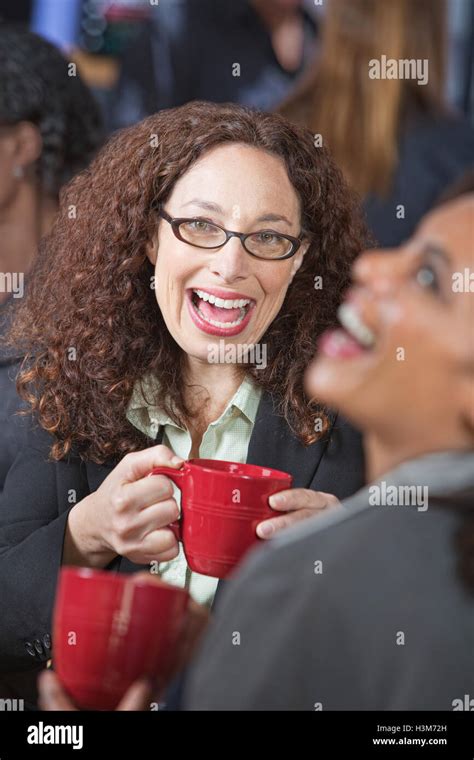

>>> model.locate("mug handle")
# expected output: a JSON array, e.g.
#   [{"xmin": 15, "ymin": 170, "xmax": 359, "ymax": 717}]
[{"xmin": 148, "ymin": 465, "xmax": 185, "ymax": 541}]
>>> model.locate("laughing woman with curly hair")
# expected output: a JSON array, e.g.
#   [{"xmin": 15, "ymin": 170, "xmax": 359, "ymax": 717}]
[{"xmin": 1, "ymin": 101, "xmax": 366, "ymax": 707}]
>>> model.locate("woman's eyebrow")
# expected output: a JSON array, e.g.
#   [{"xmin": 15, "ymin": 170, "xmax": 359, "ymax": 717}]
[
  {"xmin": 255, "ymin": 213, "xmax": 292, "ymax": 226},
  {"xmin": 181, "ymin": 200, "xmax": 292, "ymax": 227},
  {"xmin": 182, "ymin": 199, "xmax": 224, "ymax": 214}
]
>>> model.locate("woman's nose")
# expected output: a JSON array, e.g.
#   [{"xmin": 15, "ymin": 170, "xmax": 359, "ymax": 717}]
[
  {"xmin": 209, "ymin": 236, "xmax": 250, "ymax": 282},
  {"xmin": 352, "ymin": 247, "xmax": 407, "ymax": 295}
]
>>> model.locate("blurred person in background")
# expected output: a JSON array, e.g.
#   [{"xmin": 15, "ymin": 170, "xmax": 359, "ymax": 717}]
[
  {"xmin": 280, "ymin": 0, "xmax": 474, "ymax": 247},
  {"xmin": 0, "ymin": 24, "xmax": 103, "ymax": 496},
  {"xmin": 110, "ymin": 0, "xmax": 318, "ymax": 130}
]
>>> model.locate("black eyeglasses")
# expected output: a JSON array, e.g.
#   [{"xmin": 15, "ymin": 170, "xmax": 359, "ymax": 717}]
[{"xmin": 158, "ymin": 207, "xmax": 304, "ymax": 260}]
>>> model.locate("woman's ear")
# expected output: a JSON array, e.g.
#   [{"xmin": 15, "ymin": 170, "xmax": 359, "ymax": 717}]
[
  {"xmin": 289, "ymin": 240, "xmax": 310, "ymax": 281},
  {"xmin": 12, "ymin": 122, "xmax": 42, "ymax": 174},
  {"xmin": 3, "ymin": 121, "xmax": 42, "ymax": 179},
  {"xmin": 145, "ymin": 238, "xmax": 158, "ymax": 265}
]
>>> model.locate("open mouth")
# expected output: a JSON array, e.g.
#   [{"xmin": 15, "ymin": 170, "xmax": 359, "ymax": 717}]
[
  {"xmin": 187, "ymin": 288, "xmax": 256, "ymax": 336},
  {"xmin": 319, "ymin": 302, "xmax": 377, "ymax": 359}
]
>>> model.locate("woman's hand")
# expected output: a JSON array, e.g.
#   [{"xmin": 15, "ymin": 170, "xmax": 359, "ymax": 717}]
[
  {"xmin": 38, "ymin": 671, "xmax": 152, "ymax": 711},
  {"xmin": 65, "ymin": 445, "xmax": 185, "ymax": 567},
  {"xmin": 256, "ymin": 489, "xmax": 341, "ymax": 539}
]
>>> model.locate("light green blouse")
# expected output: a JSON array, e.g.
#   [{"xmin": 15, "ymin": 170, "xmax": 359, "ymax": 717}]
[{"xmin": 126, "ymin": 374, "xmax": 263, "ymax": 607}]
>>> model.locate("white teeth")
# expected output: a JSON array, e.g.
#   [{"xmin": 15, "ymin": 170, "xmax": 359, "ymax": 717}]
[
  {"xmin": 337, "ymin": 303, "xmax": 376, "ymax": 348},
  {"xmin": 193, "ymin": 289, "xmax": 251, "ymax": 309},
  {"xmin": 193, "ymin": 302, "xmax": 247, "ymax": 328}
]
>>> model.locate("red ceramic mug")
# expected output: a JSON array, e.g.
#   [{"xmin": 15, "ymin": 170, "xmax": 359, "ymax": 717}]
[
  {"xmin": 53, "ymin": 567, "xmax": 190, "ymax": 710},
  {"xmin": 149, "ymin": 458, "xmax": 293, "ymax": 578}
]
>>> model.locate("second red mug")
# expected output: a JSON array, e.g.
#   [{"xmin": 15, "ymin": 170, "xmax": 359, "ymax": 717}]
[
  {"xmin": 53, "ymin": 567, "xmax": 190, "ymax": 710},
  {"xmin": 150, "ymin": 458, "xmax": 292, "ymax": 578}
]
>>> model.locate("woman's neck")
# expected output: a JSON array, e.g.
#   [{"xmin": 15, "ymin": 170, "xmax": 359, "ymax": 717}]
[
  {"xmin": 365, "ymin": 429, "xmax": 473, "ymax": 483},
  {"xmin": 184, "ymin": 358, "xmax": 246, "ymax": 428},
  {"xmin": 0, "ymin": 184, "xmax": 57, "ymax": 304}
]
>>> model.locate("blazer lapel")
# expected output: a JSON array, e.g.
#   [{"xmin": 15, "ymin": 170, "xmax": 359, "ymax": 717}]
[{"xmin": 246, "ymin": 391, "xmax": 334, "ymax": 488}]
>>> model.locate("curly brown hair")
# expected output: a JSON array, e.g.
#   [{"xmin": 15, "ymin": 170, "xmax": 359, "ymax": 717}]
[{"xmin": 5, "ymin": 101, "xmax": 368, "ymax": 463}]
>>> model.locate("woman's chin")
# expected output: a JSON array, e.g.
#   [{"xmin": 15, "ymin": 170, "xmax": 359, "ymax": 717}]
[
  {"xmin": 305, "ymin": 326, "xmax": 379, "ymax": 398},
  {"xmin": 304, "ymin": 351, "xmax": 372, "ymax": 409},
  {"xmin": 304, "ymin": 356, "xmax": 339, "ymax": 404}
]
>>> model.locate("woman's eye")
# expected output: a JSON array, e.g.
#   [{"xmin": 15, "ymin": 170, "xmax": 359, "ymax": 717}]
[
  {"xmin": 415, "ymin": 265, "xmax": 439, "ymax": 292},
  {"xmin": 257, "ymin": 232, "xmax": 278, "ymax": 245},
  {"xmin": 190, "ymin": 220, "xmax": 212, "ymax": 232}
]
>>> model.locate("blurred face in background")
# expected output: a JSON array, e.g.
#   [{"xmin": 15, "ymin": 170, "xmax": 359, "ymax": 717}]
[
  {"xmin": 306, "ymin": 197, "xmax": 474, "ymax": 452},
  {"xmin": 146, "ymin": 143, "xmax": 308, "ymax": 367}
]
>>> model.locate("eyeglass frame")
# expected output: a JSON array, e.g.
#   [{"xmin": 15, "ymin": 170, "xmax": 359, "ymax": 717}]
[{"xmin": 157, "ymin": 206, "xmax": 306, "ymax": 261}]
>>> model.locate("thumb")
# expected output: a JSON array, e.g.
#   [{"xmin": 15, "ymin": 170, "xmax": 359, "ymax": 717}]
[{"xmin": 119, "ymin": 445, "xmax": 185, "ymax": 484}]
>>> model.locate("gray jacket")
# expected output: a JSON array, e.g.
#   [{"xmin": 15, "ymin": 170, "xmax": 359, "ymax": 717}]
[{"xmin": 183, "ymin": 450, "xmax": 474, "ymax": 710}]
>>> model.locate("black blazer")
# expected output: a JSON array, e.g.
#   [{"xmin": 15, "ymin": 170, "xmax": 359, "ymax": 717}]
[
  {"xmin": 0, "ymin": 392, "xmax": 364, "ymax": 704},
  {"xmin": 0, "ymin": 296, "xmax": 29, "ymax": 496}
]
